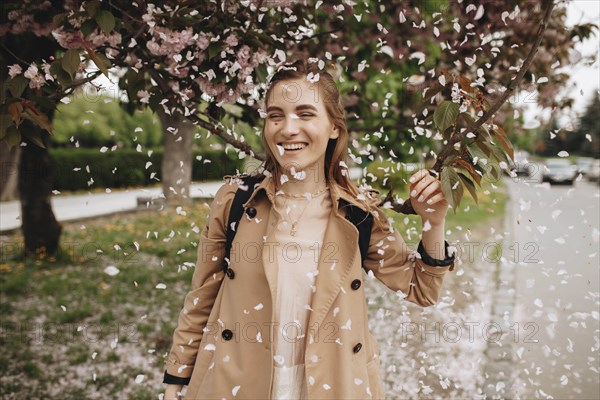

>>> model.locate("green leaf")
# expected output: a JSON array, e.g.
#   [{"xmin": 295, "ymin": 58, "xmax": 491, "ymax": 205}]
[
  {"xmin": 96, "ymin": 10, "xmax": 115, "ymax": 33},
  {"xmin": 87, "ymin": 48, "xmax": 111, "ymax": 77},
  {"xmin": 52, "ymin": 13, "xmax": 67, "ymax": 28},
  {"xmin": 488, "ymin": 141, "xmax": 509, "ymax": 165},
  {"xmin": 62, "ymin": 49, "xmax": 81, "ymax": 78},
  {"xmin": 81, "ymin": 19, "xmax": 97, "ymax": 38},
  {"xmin": 441, "ymin": 167, "xmax": 463, "ymax": 210},
  {"xmin": 458, "ymin": 172, "xmax": 478, "ymax": 204},
  {"xmin": 467, "ymin": 143, "xmax": 489, "ymax": 168},
  {"xmin": 85, "ymin": 0, "xmax": 101, "ymax": 17},
  {"xmin": 207, "ymin": 43, "xmax": 222, "ymax": 60},
  {"xmin": 22, "ymin": 107, "xmax": 52, "ymax": 133},
  {"xmin": 5, "ymin": 125, "xmax": 21, "ymax": 148},
  {"xmin": 5, "ymin": 76, "xmax": 29, "ymax": 98},
  {"xmin": 492, "ymin": 126, "xmax": 514, "ymax": 160},
  {"xmin": 433, "ymin": 100, "xmax": 460, "ymax": 132},
  {"xmin": 475, "ymin": 140, "xmax": 492, "ymax": 157},
  {"xmin": 255, "ymin": 64, "xmax": 268, "ymax": 83}
]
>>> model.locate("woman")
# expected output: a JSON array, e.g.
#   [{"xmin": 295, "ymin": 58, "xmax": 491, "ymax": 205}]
[{"xmin": 163, "ymin": 59, "xmax": 455, "ymax": 400}]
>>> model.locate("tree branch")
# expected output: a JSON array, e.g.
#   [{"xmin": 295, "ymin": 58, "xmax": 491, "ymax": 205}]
[{"xmin": 385, "ymin": 0, "xmax": 555, "ymax": 214}]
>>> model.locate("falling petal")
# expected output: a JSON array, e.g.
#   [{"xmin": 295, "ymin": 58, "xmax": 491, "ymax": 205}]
[{"xmin": 104, "ymin": 266, "xmax": 120, "ymax": 276}]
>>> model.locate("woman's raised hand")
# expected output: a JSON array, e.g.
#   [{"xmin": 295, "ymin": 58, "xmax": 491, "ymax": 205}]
[{"xmin": 408, "ymin": 169, "xmax": 449, "ymax": 226}]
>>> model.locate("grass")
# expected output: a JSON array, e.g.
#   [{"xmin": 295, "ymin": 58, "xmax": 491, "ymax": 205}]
[{"xmin": 0, "ymin": 178, "xmax": 507, "ymax": 399}]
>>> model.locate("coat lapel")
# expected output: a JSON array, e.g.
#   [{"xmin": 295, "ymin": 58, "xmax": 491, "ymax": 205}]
[
  {"xmin": 240, "ymin": 174, "xmax": 368, "ymax": 334},
  {"xmin": 306, "ymin": 207, "xmax": 359, "ymax": 334}
]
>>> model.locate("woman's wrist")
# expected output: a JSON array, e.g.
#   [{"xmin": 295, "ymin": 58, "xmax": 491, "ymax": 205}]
[{"xmin": 420, "ymin": 220, "xmax": 446, "ymax": 260}]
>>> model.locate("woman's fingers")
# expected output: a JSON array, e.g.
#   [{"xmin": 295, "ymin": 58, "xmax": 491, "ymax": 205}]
[
  {"xmin": 417, "ymin": 182, "xmax": 440, "ymax": 203},
  {"xmin": 409, "ymin": 169, "xmax": 437, "ymax": 200},
  {"xmin": 424, "ymin": 192, "xmax": 445, "ymax": 205}
]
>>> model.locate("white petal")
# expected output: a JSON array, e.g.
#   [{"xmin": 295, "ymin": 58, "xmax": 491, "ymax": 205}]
[{"xmin": 104, "ymin": 266, "xmax": 120, "ymax": 276}]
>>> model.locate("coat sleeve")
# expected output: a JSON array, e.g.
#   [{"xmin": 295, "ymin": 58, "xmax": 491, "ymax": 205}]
[
  {"xmin": 163, "ymin": 180, "xmax": 238, "ymax": 382},
  {"xmin": 362, "ymin": 202, "xmax": 454, "ymax": 307}
]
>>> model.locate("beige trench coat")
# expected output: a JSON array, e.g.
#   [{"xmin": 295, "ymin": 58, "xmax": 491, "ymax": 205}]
[{"xmin": 165, "ymin": 175, "xmax": 453, "ymax": 399}]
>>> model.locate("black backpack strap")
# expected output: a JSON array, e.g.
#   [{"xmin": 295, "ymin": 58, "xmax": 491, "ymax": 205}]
[
  {"xmin": 344, "ymin": 204, "xmax": 374, "ymax": 265},
  {"xmin": 224, "ymin": 175, "xmax": 264, "ymax": 270}
]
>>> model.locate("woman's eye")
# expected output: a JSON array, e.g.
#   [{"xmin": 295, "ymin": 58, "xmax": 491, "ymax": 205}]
[{"xmin": 300, "ymin": 113, "xmax": 314, "ymax": 117}]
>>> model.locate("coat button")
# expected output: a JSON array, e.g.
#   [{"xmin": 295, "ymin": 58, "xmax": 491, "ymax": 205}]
[
  {"xmin": 245, "ymin": 207, "xmax": 257, "ymax": 218},
  {"xmin": 222, "ymin": 329, "xmax": 233, "ymax": 341},
  {"xmin": 353, "ymin": 342, "xmax": 362, "ymax": 353},
  {"xmin": 226, "ymin": 268, "xmax": 235, "ymax": 279},
  {"xmin": 351, "ymin": 279, "xmax": 361, "ymax": 290}
]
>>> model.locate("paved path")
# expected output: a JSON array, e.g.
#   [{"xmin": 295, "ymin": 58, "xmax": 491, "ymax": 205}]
[
  {"xmin": 495, "ymin": 169, "xmax": 600, "ymax": 399},
  {"xmin": 0, "ymin": 182, "xmax": 223, "ymax": 233}
]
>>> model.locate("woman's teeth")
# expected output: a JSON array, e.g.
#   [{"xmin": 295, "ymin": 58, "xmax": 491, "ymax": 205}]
[{"xmin": 281, "ymin": 143, "xmax": 307, "ymax": 151}]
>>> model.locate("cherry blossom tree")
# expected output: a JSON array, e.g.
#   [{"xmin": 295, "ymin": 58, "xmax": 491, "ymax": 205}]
[{"xmin": 1, "ymin": 0, "xmax": 596, "ymax": 255}]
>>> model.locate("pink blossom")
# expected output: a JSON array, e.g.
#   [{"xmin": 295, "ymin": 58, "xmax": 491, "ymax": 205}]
[
  {"xmin": 89, "ymin": 30, "xmax": 122, "ymax": 47},
  {"xmin": 24, "ymin": 64, "xmax": 45, "ymax": 89},
  {"xmin": 23, "ymin": 64, "xmax": 39, "ymax": 80},
  {"xmin": 8, "ymin": 11, "xmax": 52, "ymax": 36},
  {"xmin": 52, "ymin": 27, "xmax": 89, "ymax": 49},
  {"xmin": 8, "ymin": 64, "xmax": 22, "ymax": 79},
  {"xmin": 237, "ymin": 45, "xmax": 251, "ymax": 63},
  {"xmin": 146, "ymin": 27, "xmax": 195, "ymax": 56},
  {"xmin": 225, "ymin": 34, "xmax": 238, "ymax": 48},
  {"xmin": 42, "ymin": 63, "xmax": 54, "ymax": 82},
  {"xmin": 197, "ymin": 34, "xmax": 210, "ymax": 51},
  {"xmin": 137, "ymin": 90, "xmax": 151, "ymax": 104}
]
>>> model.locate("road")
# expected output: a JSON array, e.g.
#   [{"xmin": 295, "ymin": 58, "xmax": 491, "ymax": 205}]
[{"xmin": 504, "ymin": 166, "xmax": 600, "ymax": 399}]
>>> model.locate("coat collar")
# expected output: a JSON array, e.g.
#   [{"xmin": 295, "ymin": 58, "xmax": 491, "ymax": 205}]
[{"xmin": 242, "ymin": 174, "xmax": 373, "ymax": 214}]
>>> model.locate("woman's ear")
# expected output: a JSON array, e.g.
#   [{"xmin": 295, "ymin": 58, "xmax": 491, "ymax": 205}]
[{"xmin": 330, "ymin": 124, "xmax": 340, "ymax": 140}]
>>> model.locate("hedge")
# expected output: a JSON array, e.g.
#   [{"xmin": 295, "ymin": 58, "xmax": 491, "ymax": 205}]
[{"xmin": 47, "ymin": 148, "xmax": 245, "ymax": 191}]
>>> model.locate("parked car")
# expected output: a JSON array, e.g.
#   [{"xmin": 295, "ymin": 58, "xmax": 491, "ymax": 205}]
[
  {"xmin": 509, "ymin": 150, "xmax": 531, "ymax": 176},
  {"xmin": 587, "ymin": 159, "xmax": 600, "ymax": 183},
  {"xmin": 576, "ymin": 157, "xmax": 594, "ymax": 176},
  {"xmin": 541, "ymin": 158, "xmax": 577, "ymax": 185}
]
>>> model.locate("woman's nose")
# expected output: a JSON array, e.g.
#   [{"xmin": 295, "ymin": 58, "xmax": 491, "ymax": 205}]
[{"xmin": 281, "ymin": 114, "xmax": 301, "ymax": 135}]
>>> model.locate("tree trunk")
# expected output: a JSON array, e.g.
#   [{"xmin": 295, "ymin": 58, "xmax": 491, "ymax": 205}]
[
  {"xmin": 157, "ymin": 110, "xmax": 194, "ymax": 206},
  {"xmin": 18, "ymin": 119, "xmax": 62, "ymax": 257},
  {"xmin": 0, "ymin": 141, "xmax": 20, "ymax": 201}
]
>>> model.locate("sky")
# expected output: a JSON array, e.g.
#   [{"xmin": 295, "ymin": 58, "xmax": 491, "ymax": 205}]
[
  {"xmin": 520, "ymin": 0, "xmax": 599, "ymax": 129},
  {"xmin": 557, "ymin": 0, "xmax": 599, "ymax": 127},
  {"xmin": 565, "ymin": 0, "xmax": 600, "ymax": 111}
]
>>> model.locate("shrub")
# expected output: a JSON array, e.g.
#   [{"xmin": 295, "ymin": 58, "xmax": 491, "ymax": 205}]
[{"xmin": 48, "ymin": 148, "xmax": 244, "ymax": 191}]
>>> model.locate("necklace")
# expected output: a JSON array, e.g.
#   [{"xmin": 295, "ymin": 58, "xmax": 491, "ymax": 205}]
[
  {"xmin": 279, "ymin": 186, "xmax": 329, "ymax": 199},
  {"xmin": 279, "ymin": 187, "xmax": 329, "ymax": 236}
]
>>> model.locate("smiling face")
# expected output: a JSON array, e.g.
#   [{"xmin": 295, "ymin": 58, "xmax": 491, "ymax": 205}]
[{"xmin": 263, "ymin": 78, "xmax": 339, "ymax": 181}]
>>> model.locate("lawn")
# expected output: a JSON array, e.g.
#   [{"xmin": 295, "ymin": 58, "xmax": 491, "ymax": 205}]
[{"xmin": 0, "ymin": 177, "xmax": 507, "ymax": 399}]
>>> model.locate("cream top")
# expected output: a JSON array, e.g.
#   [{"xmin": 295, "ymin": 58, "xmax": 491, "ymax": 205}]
[{"xmin": 269, "ymin": 189, "xmax": 333, "ymax": 399}]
